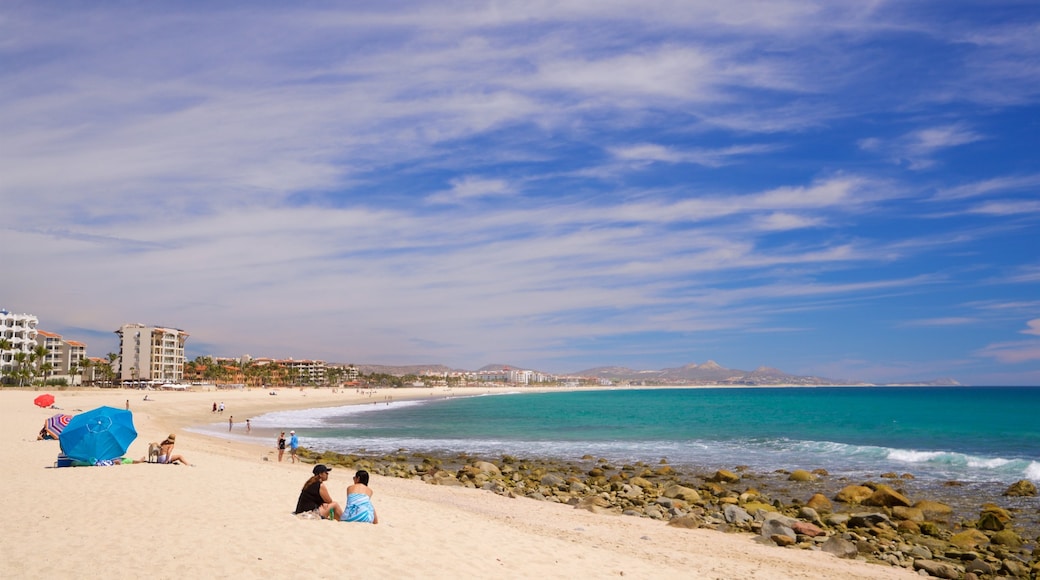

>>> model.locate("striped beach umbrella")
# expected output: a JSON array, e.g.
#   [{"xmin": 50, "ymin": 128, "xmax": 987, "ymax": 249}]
[{"xmin": 45, "ymin": 413, "xmax": 73, "ymax": 438}]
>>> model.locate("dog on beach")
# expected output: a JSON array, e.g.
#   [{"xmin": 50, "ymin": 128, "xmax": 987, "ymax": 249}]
[{"xmin": 147, "ymin": 442, "xmax": 161, "ymax": 463}]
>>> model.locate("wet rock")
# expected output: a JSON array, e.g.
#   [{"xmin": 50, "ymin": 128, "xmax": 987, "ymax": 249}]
[
  {"xmin": 863, "ymin": 484, "xmax": 911, "ymax": 508},
  {"xmin": 821, "ymin": 536, "xmax": 858, "ymax": 559},
  {"xmin": 914, "ymin": 500, "xmax": 953, "ymax": 521},
  {"xmin": 892, "ymin": 506, "xmax": 924, "ymax": 522},
  {"xmin": 990, "ymin": 529, "xmax": 1023, "ymax": 548},
  {"xmin": 805, "ymin": 493, "xmax": 832, "ymax": 513},
  {"xmin": 788, "ymin": 469, "xmax": 815, "ymax": 482},
  {"xmin": 949, "ymin": 529, "xmax": 989, "ymax": 550},
  {"xmin": 978, "ymin": 504, "xmax": 1012, "ymax": 531},
  {"xmin": 848, "ymin": 512, "xmax": 892, "ymax": 528},
  {"xmin": 913, "ymin": 559, "xmax": 962, "ymax": 579},
  {"xmin": 709, "ymin": 469, "xmax": 741, "ymax": 483},
  {"xmin": 1003, "ymin": 479, "xmax": 1037, "ymax": 497},
  {"xmin": 540, "ymin": 473, "xmax": 566, "ymax": 488},
  {"xmin": 835, "ymin": 485, "xmax": 873, "ymax": 504}
]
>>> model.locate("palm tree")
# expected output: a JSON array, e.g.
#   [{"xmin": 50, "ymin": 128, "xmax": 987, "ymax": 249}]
[
  {"xmin": 79, "ymin": 357, "xmax": 93, "ymax": 386},
  {"xmin": 0, "ymin": 338, "xmax": 12, "ymax": 385},
  {"xmin": 12, "ymin": 351, "xmax": 30, "ymax": 386},
  {"xmin": 105, "ymin": 352, "xmax": 119, "ymax": 387}
]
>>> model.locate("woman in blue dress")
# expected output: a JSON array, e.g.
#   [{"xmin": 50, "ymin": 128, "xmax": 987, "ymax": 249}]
[{"xmin": 341, "ymin": 469, "xmax": 379, "ymax": 524}]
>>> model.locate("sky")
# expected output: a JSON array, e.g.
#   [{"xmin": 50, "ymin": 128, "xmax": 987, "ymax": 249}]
[{"xmin": 2, "ymin": 1, "xmax": 1039, "ymax": 385}]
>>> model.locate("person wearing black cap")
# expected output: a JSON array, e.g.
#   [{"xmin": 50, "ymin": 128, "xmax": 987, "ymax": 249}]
[{"xmin": 294, "ymin": 464, "xmax": 341, "ymax": 519}]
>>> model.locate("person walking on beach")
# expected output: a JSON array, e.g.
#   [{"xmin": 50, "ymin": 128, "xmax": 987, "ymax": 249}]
[
  {"xmin": 229, "ymin": 416, "xmax": 233, "ymax": 431},
  {"xmin": 289, "ymin": 430, "xmax": 299, "ymax": 463},
  {"xmin": 340, "ymin": 469, "xmax": 378, "ymax": 524},
  {"xmin": 245, "ymin": 419, "xmax": 251, "ymax": 433},
  {"xmin": 212, "ymin": 402, "xmax": 217, "ymax": 413},
  {"xmin": 218, "ymin": 401, "xmax": 225, "ymax": 414},
  {"xmin": 277, "ymin": 431, "xmax": 287, "ymax": 462}
]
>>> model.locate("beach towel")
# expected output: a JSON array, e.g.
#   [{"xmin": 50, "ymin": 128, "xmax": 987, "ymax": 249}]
[{"xmin": 341, "ymin": 493, "xmax": 375, "ymax": 523}]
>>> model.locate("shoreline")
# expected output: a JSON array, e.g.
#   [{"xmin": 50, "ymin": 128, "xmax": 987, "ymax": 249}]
[{"xmin": 1, "ymin": 386, "xmax": 1019, "ymax": 579}]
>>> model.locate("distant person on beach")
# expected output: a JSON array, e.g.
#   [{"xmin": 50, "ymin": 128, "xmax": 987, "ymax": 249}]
[
  {"xmin": 212, "ymin": 402, "xmax": 217, "ymax": 413},
  {"xmin": 340, "ymin": 469, "xmax": 378, "ymax": 524},
  {"xmin": 229, "ymin": 416, "xmax": 233, "ymax": 431},
  {"xmin": 245, "ymin": 419, "xmax": 251, "ymax": 433},
  {"xmin": 218, "ymin": 402, "xmax": 224, "ymax": 414},
  {"xmin": 277, "ymin": 432, "xmax": 286, "ymax": 462},
  {"xmin": 125, "ymin": 399, "xmax": 129, "ymax": 410},
  {"xmin": 294, "ymin": 464, "xmax": 341, "ymax": 519},
  {"xmin": 289, "ymin": 431, "xmax": 299, "ymax": 463},
  {"xmin": 147, "ymin": 434, "xmax": 191, "ymax": 466}
]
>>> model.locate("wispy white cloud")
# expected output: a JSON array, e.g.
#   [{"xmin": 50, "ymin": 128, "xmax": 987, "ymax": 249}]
[
  {"xmin": 859, "ymin": 123, "xmax": 984, "ymax": 169},
  {"xmin": 1023, "ymin": 319, "xmax": 1040, "ymax": 336}
]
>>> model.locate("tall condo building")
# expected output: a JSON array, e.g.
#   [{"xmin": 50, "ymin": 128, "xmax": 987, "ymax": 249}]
[
  {"xmin": 115, "ymin": 323, "xmax": 189, "ymax": 384},
  {"xmin": 0, "ymin": 309, "xmax": 38, "ymax": 376},
  {"xmin": 35, "ymin": 329, "xmax": 88, "ymax": 385}
]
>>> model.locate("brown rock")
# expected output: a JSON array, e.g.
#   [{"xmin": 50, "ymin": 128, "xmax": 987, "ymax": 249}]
[
  {"xmin": 949, "ymin": 529, "xmax": 989, "ymax": 550},
  {"xmin": 990, "ymin": 529, "xmax": 1022, "ymax": 548},
  {"xmin": 654, "ymin": 465, "xmax": 675, "ymax": 476},
  {"xmin": 790, "ymin": 521, "xmax": 825, "ymax": 537},
  {"xmin": 892, "ymin": 506, "xmax": 924, "ymax": 522},
  {"xmin": 666, "ymin": 515, "xmax": 701, "ymax": 529},
  {"xmin": 805, "ymin": 493, "xmax": 832, "ymax": 513},
  {"xmin": 913, "ymin": 559, "xmax": 962, "ymax": 579},
  {"xmin": 978, "ymin": 505, "xmax": 1011, "ymax": 531},
  {"xmin": 896, "ymin": 520, "xmax": 920, "ymax": 534},
  {"xmin": 709, "ymin": 469, "xmax": 740, "ymax": 483},
  {"xmin": 662, "ymin": 484, "xmax": 700, "ymax": 502},
  {"xmin": 788, "ymin": 469, "xmax": 815, "ymax": 482},
  {"xmin": 863, "ymin": 484, "xmax": 912, "ymax": 507},
  {"xmin": 834, "ymin": 485, "xmax": 873, "ymax": 504},
  {"xmin": 771, "ymin": 534, "xmax": 796, "ymax": 547},
  {"xmin": 913, "ymin": 499, "xmax": 953, "ymax": 521},
  {"xmin": 1003, "ymin": 479, "xmax": 1038, "ymax": 497}
]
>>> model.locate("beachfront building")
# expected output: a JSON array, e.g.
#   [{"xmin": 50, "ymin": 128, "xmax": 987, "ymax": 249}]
[
  {"xmin": 115, "ymin": 323, "xmax": 189, "ymax": 384},
  {"xmin": 33, "ymin": 330, "xmax": 88, "ymax": 385},
  {"xmin": 282, "ymin": 358, "xmax": 326, "ymax": 385},
  {"xmin": 0, "ymin": 309, "xmax": 39, "ymax": 382}
]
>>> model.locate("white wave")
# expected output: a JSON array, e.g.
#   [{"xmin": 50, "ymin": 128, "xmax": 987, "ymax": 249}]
[
  {"xmin": 966, "ymin": 457, "xmax": 1011, "ymax": 469},
  {"xmin": 888, "ymin": 449, "xmax": 946, "ymax": 463},
  {"xmin": 1025, "ymin": 461, "xmax": 1040, "ymax": 482},
  {"xmin": 248, "ymin": 399, "xmax": 430, "ymax": 428}
]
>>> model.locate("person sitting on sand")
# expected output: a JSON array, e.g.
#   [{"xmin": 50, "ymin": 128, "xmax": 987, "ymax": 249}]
[
  {"xmin": 294, "ymin": 464, "xmax": 341, "ymax": 519},
  {"xmin": 340, "ymin": 469, "xmax": 378, "ymax": 524},
  {"xmin": 147, "ymin": 434, "xmax": 191, "ymax": 466}
]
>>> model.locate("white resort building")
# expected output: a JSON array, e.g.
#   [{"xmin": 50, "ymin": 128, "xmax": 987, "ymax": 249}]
[
  {"xmin": 0, "ymin": 309, "xmax": 39, "ymax": 378},
  {"xmin": 115, "ymin": 323, "xmax": 189, "ymax": 384},
  {"xmin": 35, "ymin": 329, "xmax": 88, "ymax": 385}
]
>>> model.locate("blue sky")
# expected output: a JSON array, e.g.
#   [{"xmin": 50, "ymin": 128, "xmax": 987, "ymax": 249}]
[{"xmin": 2, "ymin": 1, "xmax": 1039, "ymax": 385}]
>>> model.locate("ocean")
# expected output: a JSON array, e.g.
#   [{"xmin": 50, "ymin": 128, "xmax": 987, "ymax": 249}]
[{"xmin": 238, "ymin": 386, "xmax": 1040, "ymax": 485}]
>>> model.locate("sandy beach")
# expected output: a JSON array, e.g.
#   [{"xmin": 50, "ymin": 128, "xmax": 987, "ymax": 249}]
[{"xmin": 0, "ymin": 387, "xmax": 918, "ymax": 579}]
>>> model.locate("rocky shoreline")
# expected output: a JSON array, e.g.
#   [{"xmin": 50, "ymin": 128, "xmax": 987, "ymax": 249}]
[{"xmin": 299, "ymin": 446, "xmax": 1040, "ymax": 579}]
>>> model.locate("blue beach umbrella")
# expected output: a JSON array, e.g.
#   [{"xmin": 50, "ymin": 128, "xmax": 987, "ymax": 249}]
[{"xmin": 59, "ymin": 406, "xmax": 138, "ymax": 464}]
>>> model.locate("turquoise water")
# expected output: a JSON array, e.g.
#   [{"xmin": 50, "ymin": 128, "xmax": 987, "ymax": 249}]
[{"xmin": 244, "ymin": 387, "xmax": 1040, "ymax": 484}]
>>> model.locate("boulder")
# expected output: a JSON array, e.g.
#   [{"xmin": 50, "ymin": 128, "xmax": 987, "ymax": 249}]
[
  {"xmin": 862, "ymin": 484, "xmax": 911, "ymax": 508},
  {"xmin": 977, "ymin": 505, "xmax": 1011, "ymax": 531},
  {"xmin": 1003, "ymin": 479, "xmax": 1037, "ymax": 497},
  {"xmin": 788, "ymin": 469, "xmax": 815, "ymax": 482},
  {"xmin": 574, "ymin": 495, "xmax": 614, "ymax": 514},
  {"xmin": 914, "ymin": 500, "xmax": 953, "ymax": 521},
  {"xmin": 540, "ymin": 473, "xmax": 566, "ymax": 488},
  {"xmin": 667, "ymin": 515, "xmax": 701, "ymax": 529},
  {"xmin": 820, "ymin": 536, "xmax": 858, "ymax": 559},
  {"xmin": 723, "ymin": 505, "xmax": 753, "ymax": 525},
  {"xmin": 796, "ymin": 506, "xmax": 823, "ymax": 526},
  {"xmin": 913, "ymin": 559, "xmax": 962, "ymax": 579},
  {"xmin": 990, "ymin": 529, "xmax": 1023, "ymax": 548},
  {"xmin": 805, "ymin": 493, "xmax": 832, "ymax": 513},
  {"xmin": 771, "ymin": 534, "xmax": 796, "ymax": 547},
  {"xmin": 709, "ymin": 469, "xmax": 741, "ymax": 483},
  {"xmin": 759, "ymin": 513, "xmax": 797, "ymax": 542},
  {"xmin": 891, "ymin": 506, "xmax": 924, "ymax": 522},
  {"xmin": 847, "ymin": 512, "xmax": 892, "ymax": 529},
  {"xmin": 949, "ymin": 529, "xmax": 989, "ymax": 550},
  {"xmin": 662, "ymin": 484, "xmax": 700, "ymax": 502},
  {"xmin": 472, "ymin": 461, "xmax": 500, "ymax": 475},
  {"xmin": 834, "ymin": 485, "xmax": 873, "ymax": 504},
  {"xmin": 790, "ymin": 521, "xmax": 825, "ymax": 537},
  {"xmin": 629, "ymin": 476, "xmax": 654, "ymax": 489}
]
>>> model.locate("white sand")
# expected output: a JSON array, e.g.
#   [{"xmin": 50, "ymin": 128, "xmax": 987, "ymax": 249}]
[{"xmin": 0, "ymin": 387, "xmax": 917, "ymax": 579}]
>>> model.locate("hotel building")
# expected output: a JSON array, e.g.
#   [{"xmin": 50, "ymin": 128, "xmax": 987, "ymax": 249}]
[
  {"xmin": 0, "ymin": 309, "xmax": 38, "ymax": 378},
  {"xmin": 115, "ymin": 323, "xmax": 189, "ymax": 384}
]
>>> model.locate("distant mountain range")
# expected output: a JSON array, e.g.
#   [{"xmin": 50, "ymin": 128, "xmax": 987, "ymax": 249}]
[{"xmin": 344, "ymin": 361, "xmax": 960, "ymax": 387}]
